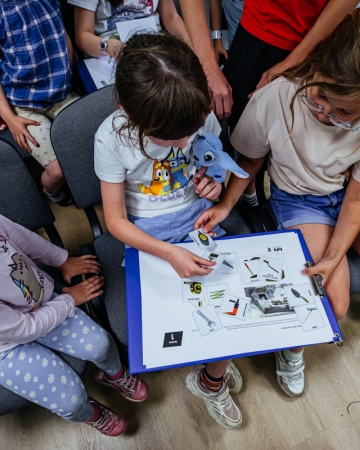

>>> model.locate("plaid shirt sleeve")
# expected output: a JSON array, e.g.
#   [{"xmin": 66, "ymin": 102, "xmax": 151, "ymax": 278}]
[{"xmin": 0, "ymin": 0, "xmax": 71, "ymax": 110}]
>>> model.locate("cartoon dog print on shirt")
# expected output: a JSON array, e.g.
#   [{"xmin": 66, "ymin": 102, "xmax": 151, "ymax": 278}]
[
  {"xmin": 165, "ymin": 148, "xmax": 191, "ymax": 188},
  {"xmin": 9, "ymin": 253, "xmax": 44, "ymax": 309},
  {"xmin": 138, "ymin": 159, "xmax": 181, "ymax": 196}
]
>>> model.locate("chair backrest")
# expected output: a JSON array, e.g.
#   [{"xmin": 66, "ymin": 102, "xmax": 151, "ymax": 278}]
[
  {"xmin": 0, "ymin": 139, "xmax": 56, "ymax": 232},
  {"xmin": 50, "ymin": 85, "xmax": 117, "ymax": 209}
]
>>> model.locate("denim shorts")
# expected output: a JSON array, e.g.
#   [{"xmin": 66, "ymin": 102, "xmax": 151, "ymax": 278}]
[
  {"xmin": 128, "ymin": 198, "xmax": 226, "ymax": 243},
  {"xmin": 270, "ymin": 182, "xmax": 346, "ymax": 230}
]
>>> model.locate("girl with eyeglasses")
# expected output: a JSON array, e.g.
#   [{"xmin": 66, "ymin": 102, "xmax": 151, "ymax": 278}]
[{"xmin": 194, "ymin": 9, "xmax": 360, "ymax": 399}]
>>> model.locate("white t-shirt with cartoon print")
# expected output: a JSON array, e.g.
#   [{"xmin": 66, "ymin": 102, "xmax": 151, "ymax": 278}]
[
  {"xmin": 68, "ymin": 0, "xmax": 160, "ymax": 37},
  {"xmin": 94, "ymin": 112, "xmax": 221, "ymax": 217}
]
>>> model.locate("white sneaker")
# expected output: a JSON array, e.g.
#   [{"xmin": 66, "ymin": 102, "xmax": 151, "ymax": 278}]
[
  {"xmin": 186, "ymin": 369, "xmax": 242, "ymax": 429},
  {"xmin": 225, "ymin": 362, "xmax": 242, "ymax": 394},
  {"xmin": 276, "ymin": 351, "xmax": 305, "ymax": 397}
]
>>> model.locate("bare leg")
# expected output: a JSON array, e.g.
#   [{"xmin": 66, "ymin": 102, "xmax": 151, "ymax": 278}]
[
  {"xmin": 41, "ymin": 159, "xmax": 65, "ymax": 196},
  {"xmin": 288, "ymin": 224, "xmax": 350, "ymax": 321},
  {"xmin": 205, "ymin": 359, "xmax": 231, "ymax": 378}
]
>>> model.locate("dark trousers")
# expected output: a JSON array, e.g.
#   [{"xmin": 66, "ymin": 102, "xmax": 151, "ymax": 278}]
[{"xmin": 223, "ymin": 25, "xmax": 290, "ymax": 131}]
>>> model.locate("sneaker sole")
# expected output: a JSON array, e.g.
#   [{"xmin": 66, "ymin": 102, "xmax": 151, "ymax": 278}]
[
  {"xmin": 95, "ymin": 371, "xmax": 149, "ymax": 403},
  {"xmin": 186, "ymin": 374, "xmax": 242, "ymax": 430},
  {"xmin": 275, "ymin": 356, "xmax": 305, "ymax": 398}
]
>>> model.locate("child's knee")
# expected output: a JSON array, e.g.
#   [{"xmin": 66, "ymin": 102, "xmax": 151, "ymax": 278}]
[
  {"xmin": 44, "ymin": 159, "xmax": 64, "ymax": 183},
  {"xmin": 56, "ymin": 385, "xmax": 90, "ymax": 422},
  {"xmin": 332, "ymin": 297, "xmax": 350, "ymax": 321}
]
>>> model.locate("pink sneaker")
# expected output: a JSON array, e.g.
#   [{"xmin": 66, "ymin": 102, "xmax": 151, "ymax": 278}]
[
  {"xmin": 96, "ymin": 368, "xmax": 149, "ymax": 402},
  {"xmin": 86, "ymin": 397, "xmax": 127, "ymax": 437}
]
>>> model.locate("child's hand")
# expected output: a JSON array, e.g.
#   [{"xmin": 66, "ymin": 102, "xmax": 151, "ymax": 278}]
[
  {"xmin": 59, "ymin": 255, "xmax": 101, "ymax": 284},
  {"xmin": 6, "ymin": 115, "xmax": 40, "ymax": 152},
  {"xmin": 301, "ymin": 257, "xmax": 340, "ymax": 287},
  {"xmin": 194, "ymin": 167, "xmax": 222, "ymax": 200},
  {"xmin": 194, "ymin": 204, "xmax": 230, "ymax": 234},
  {"xmin": 62, "ymin": 276, "xmax": 104, "ymax": 306},
  {"xmin": 107, "ymin": 38, "xmax": 125, "ymax": 58},
  {"xmin": 166, "ymin": 246, "xmax": 215, "ymax": 278}
]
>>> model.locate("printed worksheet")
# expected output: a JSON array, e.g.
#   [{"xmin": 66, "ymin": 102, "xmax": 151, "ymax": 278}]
[{"xmin": 131, "ymin": 232, "xmax": 340, "ymax": 371}]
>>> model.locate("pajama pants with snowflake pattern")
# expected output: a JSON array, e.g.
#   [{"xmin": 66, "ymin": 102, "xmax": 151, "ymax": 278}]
[{"xmin": 0, "ymin": 308, "xmax": 121, "ymax": 422}]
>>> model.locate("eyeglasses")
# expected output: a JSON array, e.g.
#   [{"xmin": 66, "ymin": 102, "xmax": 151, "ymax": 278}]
[{"xmin": 299, "ymin": 93, "xmax": 360, "ymax": 131}]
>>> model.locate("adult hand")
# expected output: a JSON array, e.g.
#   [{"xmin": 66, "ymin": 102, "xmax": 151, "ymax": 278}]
[
  {"xmin": 6, "ymin": 115, "xmax": 40, "ymax": 152},
  {"xmin": 59, "ymin": 255, "xmax": 101, "ymax": 284},
  {"xmin": 301, "ymin": 257, "xmax": 341, "ymax": 287},
  {"xmin": 194, "ymin": 166, "xmax": 222, "ymax": 200},
  {"xmin": 248, "ymin": 58, "xmax": 292, "ymax": 98},
  {"xmin": 214, "ymin": 41, "xmax": 228, "ymax": 64},
  {"xmin": 166, "ymin": 246, "xmax": 215, "ymax": 278},
  {"xmin": 62, "ymin": 275, "xmax": 104, "ymax": 306},
  {"xmin": 204, "ymin": 61, "xmax": 233, "ymax": 120},
  {"xmin": 194, "ymin": 203, "xmax": 230, "ymax": 234}
]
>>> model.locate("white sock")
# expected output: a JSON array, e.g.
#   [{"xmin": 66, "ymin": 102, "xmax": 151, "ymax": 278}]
[
  {"xmin": 282, "ymin": 349, "xmax": 303, "ymax": 364},
  {"xmin": 243, "ymin": 191, "xmax": 259, "ymax": 207}
]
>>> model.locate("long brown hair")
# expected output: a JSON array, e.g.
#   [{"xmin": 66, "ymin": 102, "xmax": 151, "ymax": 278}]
[
  {"xmin": 113, "ymin": 33, "xmax": 212, "ymax": 158},
  {"xmin": 278, "ymin": 9, "xmax": 360, "ymax": 124}
]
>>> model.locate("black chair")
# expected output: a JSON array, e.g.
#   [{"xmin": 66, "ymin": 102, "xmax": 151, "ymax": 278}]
[
  {"xmin": 0, "ymin": 140, "xmax": 86, "ymax": 416},
  {"xmin": 254, "ymin": 163, "xmax": 360, "ymax": 295},
  {"xmin": 50, "ymin": 86, "xmax": 255, "ymax": 350}
]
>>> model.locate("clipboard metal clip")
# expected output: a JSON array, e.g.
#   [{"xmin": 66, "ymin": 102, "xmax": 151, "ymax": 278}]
[{"xmin": 304, "ymin": 261, "xmax": 325, "ymax": 299}]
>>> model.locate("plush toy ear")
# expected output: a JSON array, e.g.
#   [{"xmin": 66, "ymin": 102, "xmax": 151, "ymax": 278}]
[{"xmin": 215, "ymin": 152, "xmax": 249, "ymax": 178}]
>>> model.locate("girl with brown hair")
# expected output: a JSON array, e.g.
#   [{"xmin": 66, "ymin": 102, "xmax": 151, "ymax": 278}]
[
  {"xmin": 94, "ymin": 32, "xmax": 244, "ymax": 430},
  {"xmin": 195, "ymin": 9, "xmax": 360, "ymax": 399}
]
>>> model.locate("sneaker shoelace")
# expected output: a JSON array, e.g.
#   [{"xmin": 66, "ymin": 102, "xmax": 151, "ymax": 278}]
[
  {"xmin": 92, "ymin": 407, "xmax": 118, "ymax": 432},
  {"xmin": 112, "ymin": 370, "xmax": 138, "ymax": 392}
]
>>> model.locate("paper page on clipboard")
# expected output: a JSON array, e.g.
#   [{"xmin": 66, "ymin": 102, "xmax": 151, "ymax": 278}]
[
  {"xmin": 116, "ymin": 16, "xmax": 158, "ymax": 42},
  {"xmin": 83, "ymin": 57, "xmax": 116, "ymax": 89},
  {"xmin": 136, "ymin": 231, "xmax": 340, "ymax": 371}
]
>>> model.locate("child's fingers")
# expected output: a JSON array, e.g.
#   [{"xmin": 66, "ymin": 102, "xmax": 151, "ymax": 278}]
[
  {"xmin": 195, "ymin": 256, "xmax": 216, "ymax": 267},
  {"xmin": 16, "ymin": 134, "xmax": 32, "ymax": 153}
]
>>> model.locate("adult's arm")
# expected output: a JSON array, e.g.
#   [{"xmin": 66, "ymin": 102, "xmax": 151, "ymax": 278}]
[
  {"xmin": 255, "ymin": 0, "xmax": 359, "ymax": 91},
  {"xmin": 179, "ymin": 0, "xmax": 232, "ymax": 119},
  {"xmin": 303, "ymin": 176, "xmax": 360, "ymax": 285},
  {"xmin": 209, "ymin": 0, "xmax": 228, "ymax": 63},
  {"xmin": 74, "ymin": 7, "xmax": 122, "ymax": 58},
  {"xmin": 158, "ymin": 0, "xmax": 191, "ymax": 45}
]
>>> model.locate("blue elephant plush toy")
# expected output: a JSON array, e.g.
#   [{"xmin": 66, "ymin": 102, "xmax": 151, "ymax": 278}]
[{"xmin": 193, "ymin": 133, "xmax": 249, "ymax": 183}]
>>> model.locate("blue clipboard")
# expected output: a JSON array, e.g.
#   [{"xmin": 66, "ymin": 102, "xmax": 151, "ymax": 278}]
[
  {"xmin": 126, "ymin": 230, "xmax": 342, "ymax": 374},
  {"xmin": 76, "ymin": 60, "xmax": 97, "ymax": 94}
]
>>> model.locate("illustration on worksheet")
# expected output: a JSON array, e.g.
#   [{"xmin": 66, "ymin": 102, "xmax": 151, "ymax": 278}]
[
  {"xmin": 201, "ymin": 250, "xmax": 226, "ymax": 269},
  {"xmin": 239, "ymin": 256, "xmax": 261, "ymax": 283},
  {"xmin": 219, "ymin": 293, "xmax": 250, "ymax": 321},
  {"xmin": 205, "ymin": 283, "xmax": 229, "ymax": 309},
  {"xmin": 188, "ymin": 229, "xmax": 216, "ymax": 251},
  {"xmin": 192, "ymin": 305, "xmax": 223, "ymax": 336},
  {"xmin": 182, "ymin": 277, "xmax": 205, "ymax": 302},
  {"xmin": 217, "ymin": 252, "xmax": 237, "ymax": 274},
  {"xmin": 259, "ymin": 257, "xmax": 283, "ymax": 281},
  {"xmin": 244, "ymin": 283, "xmax": 295, "ymax": 319},
  {"xmin": 295, "ymin": 305, "xmax": 325, "ymax": 332},
  {"xmin": 284, "ymin": 284, "xmax": 314, "ymax": 307}
]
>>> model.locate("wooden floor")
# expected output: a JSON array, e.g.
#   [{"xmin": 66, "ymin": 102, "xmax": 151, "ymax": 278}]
[{"xmin": 1, "ymin": 202, "xmax": 360, "ymax": 450}]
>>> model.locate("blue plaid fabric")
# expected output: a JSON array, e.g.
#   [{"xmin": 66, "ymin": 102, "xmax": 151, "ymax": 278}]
[{"xmin": 0, "ymin": 0, "xmax": 71, "ymax": 109}]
